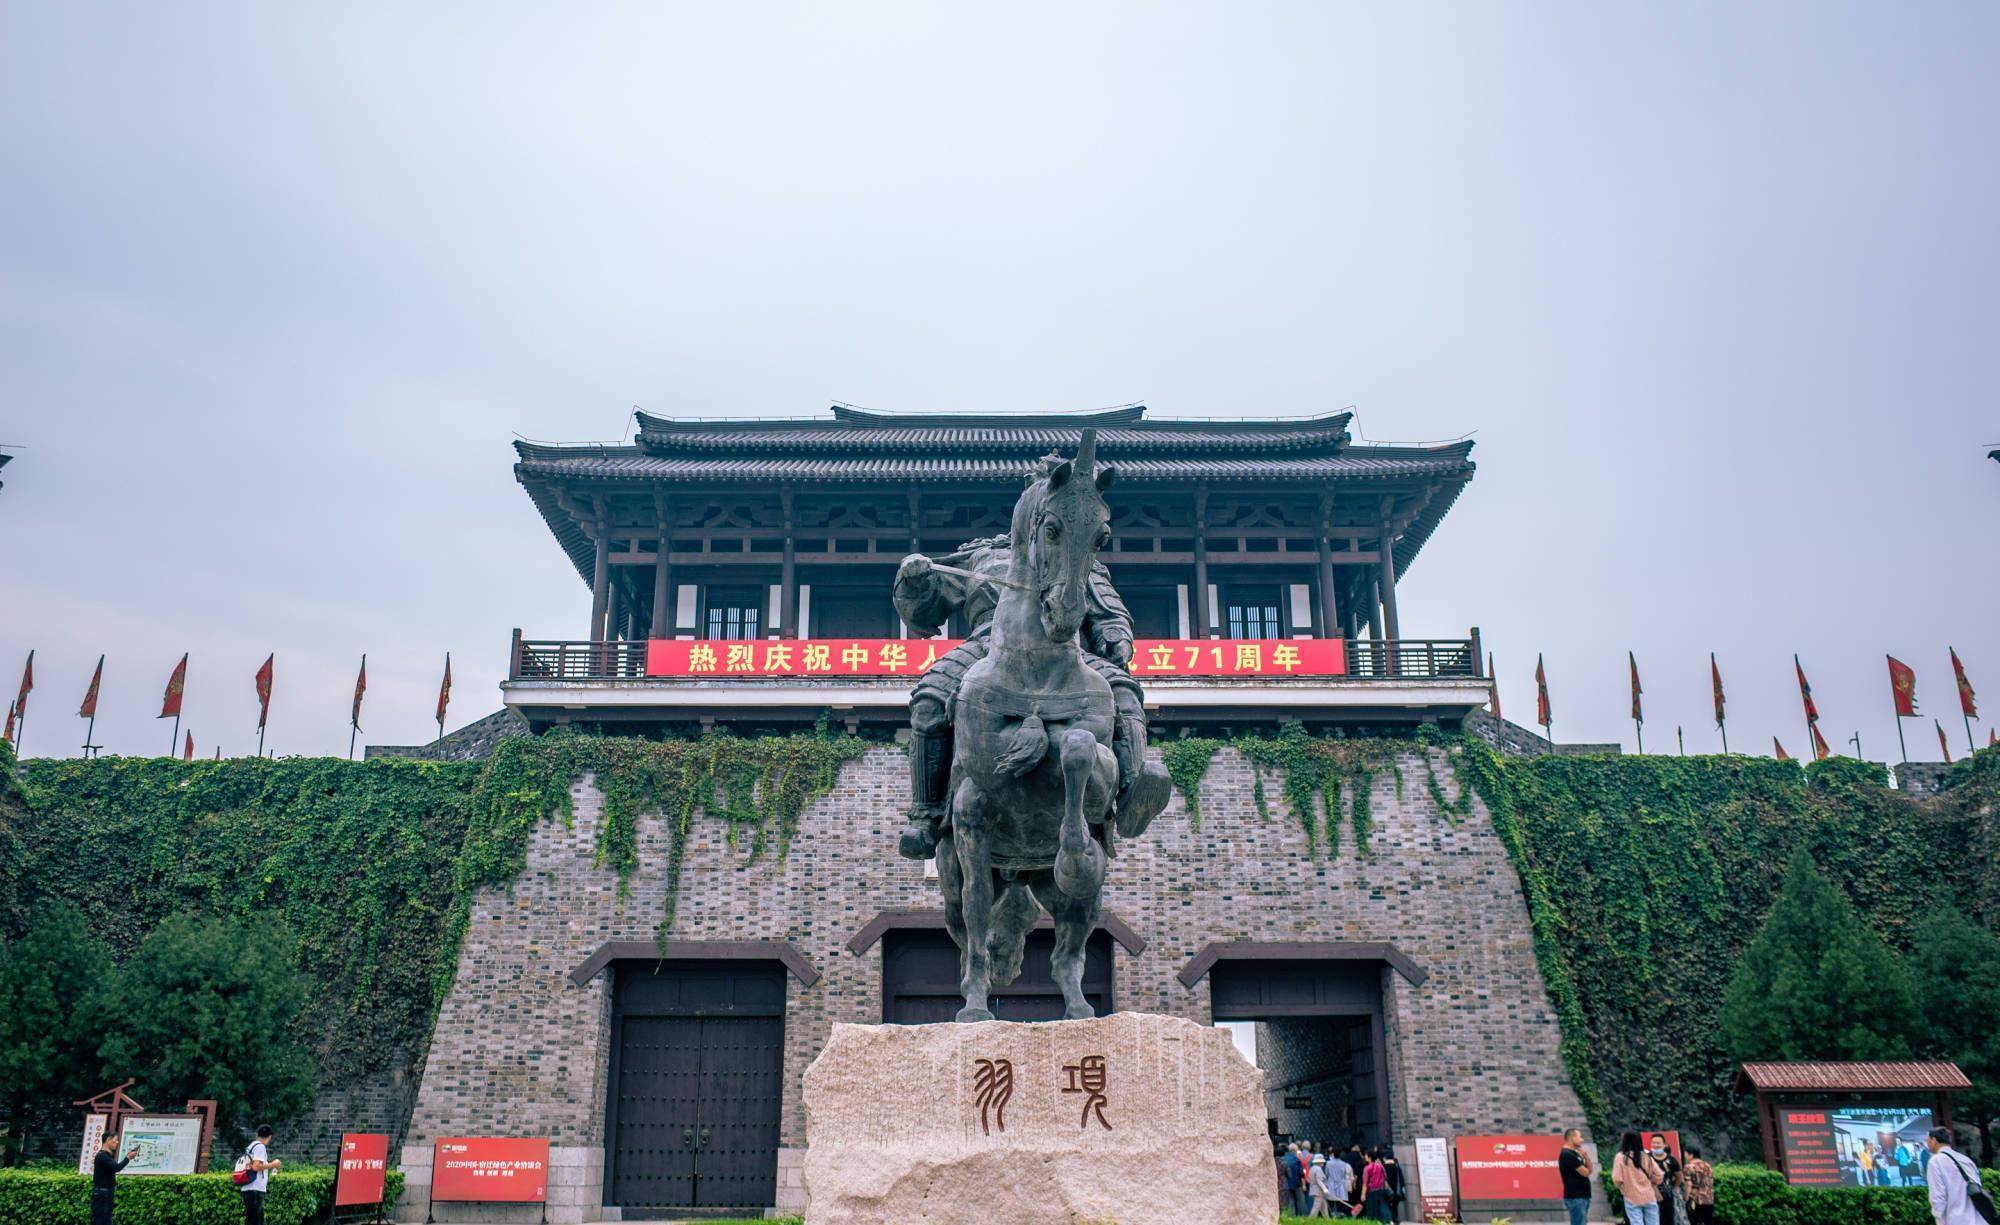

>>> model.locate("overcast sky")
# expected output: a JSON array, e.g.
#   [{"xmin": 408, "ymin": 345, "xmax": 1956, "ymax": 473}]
[{"xmin": 3, "ymin": 3, "xmax": 1995, "ymax": 762}]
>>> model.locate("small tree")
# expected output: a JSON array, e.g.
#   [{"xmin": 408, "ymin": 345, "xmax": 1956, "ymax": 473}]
[
  {"xmin": 0, "ymin": 903, "xmax": 114, "ymax": 1165},
  {"xmin": 99, "ymin": 914, "xmax": 315, "ymax": 1138},
  {"xmin": 1721, "ymin": 847, "xmax": 1920, "ymax": 1062},
  {"xmin": 1909, "ymin": 909, "xmax": 2000, "ymax": 1161}
]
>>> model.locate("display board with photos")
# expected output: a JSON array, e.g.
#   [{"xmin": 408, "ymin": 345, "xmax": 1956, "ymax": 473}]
[
  {"xmin": 118, "ymin": 1115, "xmax": 204, "ymax": 1176},
  {"xmin": 1778, "ymin": 1106, "xmax": 1935, "ymax": 1188}
]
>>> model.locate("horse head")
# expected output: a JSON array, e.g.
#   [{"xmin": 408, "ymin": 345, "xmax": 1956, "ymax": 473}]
[{"xmin": 1010, "ymin": 429, "xmax": 1118, "ymax": 644}]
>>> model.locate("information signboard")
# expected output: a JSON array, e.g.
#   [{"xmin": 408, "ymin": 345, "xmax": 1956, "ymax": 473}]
[
  {"xmin": 432, "ymin": 1137, "xmax": 549, "ymax": 1203},
  {"xmin": 77, "ymin": 1114, "xmax": 107, "ymax": 1176},
  {"xmin": 1780, "ymin": 1106, "xmax": 1935, "ymax": 1187},
  {"xmin": 645, "ymin": 637, "xmax": 1346, "ymax": 679},
  {"xmin": 1455, "ymin": 1133, "xmax": 1566, "ymax": 1201},
  {"xmin": 119, "ymin": 1115, "xmax": 203, "ymax": 1175},
  {"xmin": 1415, "ymin": 1136, "xmax": 1458, "ymax": 1221},
  {"xmin": 334, "ymin": 1132, "xmax": 390, "ymax": 1207}
]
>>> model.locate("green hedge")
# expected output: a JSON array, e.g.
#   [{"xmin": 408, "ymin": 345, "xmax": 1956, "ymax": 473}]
[
  {"xmin": 1603, "ymin": 1161, "xmax": 2000, "ymax": 1225},
  {"xmin": 0, "ymin": 1165, "xmax": 403, "ymax": 1225}
]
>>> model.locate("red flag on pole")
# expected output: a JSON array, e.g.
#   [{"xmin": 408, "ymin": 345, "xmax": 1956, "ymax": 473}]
[
  {"xmin": 160, "ymin": 654, "xmax": 188, "ymax": 718},
  {"xmin": 1952, "ymin": 648, "xmax": 1978, "ymax": 718},
  {"xmin": 1795, "ymin": 655, "xmax": 1819, "ymax": 725},
  {"xmin": 1811, "ymin": 723, "xmax": 1832, "ymax": 761},
  {"xmin": 351, "ymin": 655, "xmax": 367, "ymax": 729},
  {"xmin": 1535, "ymin": 654, "xmax": 1552, "ymax": 728},
  {"xmin": 1629, "ymin": 652, "xmax": 1643, "ymax": 724},
  {"xmin": 1887, "ymin": 656, "xmax": 1918, "ymax": 717},
  {"xmin": 1936, "ymin": 720, "xmax": 1953, "ymax": 764},
  {"xmin": 183, "ymin": 730, "xmax": 194, "ymax": 761},
  {"xmin": 255, "ymin": 654, "xmax": 274, "ymax": 730},
  {"xmin": 13, "ymin": 650, "xmax": 32, "ymax": 720},
  {"xmin": 1774, "ymin": 737, "xmax": 1792, "ymax": 761},
  {"xmin": 436, "ymin": 653, "xmax": 453, "ymax": 727},
  {"xmin": 3, "ymin": 701, "xmax": 14, "ymax": 745},
  {"xmin": 79, "ymin": 655, "xmax": 104, "ymax": 718},
  {"xmin": 1711, "ymin": 654, "xmax": 1726, "ymax": 727}
]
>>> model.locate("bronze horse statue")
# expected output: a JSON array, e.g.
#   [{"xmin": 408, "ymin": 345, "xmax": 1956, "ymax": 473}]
[{"xmin": 929, "ymin": 430, "xmax": 1158, "ymax": 1021}]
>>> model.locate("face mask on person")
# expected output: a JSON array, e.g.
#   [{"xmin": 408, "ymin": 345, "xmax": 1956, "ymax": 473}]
[{"xmin": 1650, "ymin": 1145, "xmax": 1666, "ymax": 1158}]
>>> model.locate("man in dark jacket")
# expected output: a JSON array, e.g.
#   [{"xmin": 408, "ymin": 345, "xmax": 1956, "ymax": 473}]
[{"xmin": 91, "ymin": 1132, "xmax": 131, "ymax": 1225}]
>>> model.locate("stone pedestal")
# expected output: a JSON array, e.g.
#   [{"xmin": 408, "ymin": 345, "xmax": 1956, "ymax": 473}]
[{"xmin": 802, "ymin": 1011, "xmax": 1274, "ymax": 1225}]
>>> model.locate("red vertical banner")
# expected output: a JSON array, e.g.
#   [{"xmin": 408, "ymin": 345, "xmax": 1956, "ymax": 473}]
[
  {"xmin": 254, "ymin": 654, "xmax": 274, "ymax": 729},
  {"xmin": 334, "ymin": 1133, "xmax": 389, "ymax": 1207},
  {"xmin": 1887, "ymin": 656, "xmax": 1918, "ymax": 717}
]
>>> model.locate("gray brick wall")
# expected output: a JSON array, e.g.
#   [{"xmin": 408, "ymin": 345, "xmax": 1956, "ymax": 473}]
[{"xmin": 397, "ymin": 744, "xmax": 1587, "ymax": 1219}]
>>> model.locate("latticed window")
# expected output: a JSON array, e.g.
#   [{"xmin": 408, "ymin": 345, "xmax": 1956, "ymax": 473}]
[
  {"xmin": 704, "ymin": 588, "xmax": 763, "ymax": 640},
  {"xmin": 1224, "ymin": 586, "xmax": 1281, "ymax": 639}
]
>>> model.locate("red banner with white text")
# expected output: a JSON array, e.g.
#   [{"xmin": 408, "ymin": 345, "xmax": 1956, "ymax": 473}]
[
  {"xmin": 431, "ymin": 1137, "xmax": 548, "ymax": 1204},
  {"xmin": 645, "ymin": 637, "xmax": 1345, "ymax": 679},
  {"xmin": 1456, "ymin": 1134, "xmax": 1567, "ymax": 1201},
  {"xmin": 334, "ymin": 1133, "xmax": 388, "ymax": 1207}
]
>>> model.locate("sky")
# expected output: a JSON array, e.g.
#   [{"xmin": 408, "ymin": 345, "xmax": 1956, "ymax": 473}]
[{"xmin": 2, "ymin": 2, "xmax": 1995, "ymax": 762}]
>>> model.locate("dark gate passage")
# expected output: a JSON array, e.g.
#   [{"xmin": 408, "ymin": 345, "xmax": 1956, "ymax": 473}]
[
  {"xmin": 881, "ymin": 928, "xmax": 1113, "ymax": 1023},
  {"xmin": 1209, "ymin": 958, "xmax": 1389, "ymax": 1148},
  {"xmin": 607, "ymin": 961, "xmax": 784, "ymax": 1217}
]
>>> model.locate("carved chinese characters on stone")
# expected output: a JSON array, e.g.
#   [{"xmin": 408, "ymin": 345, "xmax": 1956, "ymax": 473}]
[
  {"xmin": 1061, "ymin": 1054, "xmax": 1111, "ymax": 1131},
  {"xmin": 973, "ymin": 1058, "xmax": 1013, "ymax": 1135}
]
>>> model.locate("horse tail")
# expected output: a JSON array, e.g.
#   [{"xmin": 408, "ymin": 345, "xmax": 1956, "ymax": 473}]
[{"xmin": 993, "ymin": 711, "xmax": 1048, "ymax": 776}]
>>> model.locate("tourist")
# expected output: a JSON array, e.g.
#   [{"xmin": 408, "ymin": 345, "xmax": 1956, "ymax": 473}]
[
  {"xmin": 1344, "ymin": 1141, "xmax": 1367, "ymax": 1191},
  {"xmin": 1280, "ymin": 1142, "xmax": 1305, "ymax": 1215},
  {"xmin": 1611, "ymin": 1132, "xmax": 1665, "ymax": 1225},
  {"xmin": 1682, "ymin": 1146, "xmax": 1715, "ymax": 1225},
  {"xmin": 240, "ymin": 1124, "xmax": 281, "ymax": 1225},
  {"xmin": 1648, "ymin": 1134, "xmax": 1684, "ymax": 1225},
  {"xmin": 1881, "ymin": 1130, "xmax": 1905, "ymax": 1187},
  {"xmin": 1559, "ymin": 1128, "xmax": 1595, "ymax": 1225},
  {"xmin": 90, "ymin": 1132, "xmax": 131, "ymax": 1225},
  {"xmin": 1924, "ymin": 1127, "xmax": 1990, "ymax": 1225},
  {"xmin": 1381, "ymin": 1148, "xmax": 1406, "ymax": 1221},
  {"xmin": 1359, "ymin": 1146, "xmax": 1392, "ymax": 1222},
  {"xmin": 1860, "ymin": 1139, "xmax": 1879, "ymax": 1187},
  {"xmin": 1307, "ymin": 1151, "xmax": 1331, "ymax": 1217}
]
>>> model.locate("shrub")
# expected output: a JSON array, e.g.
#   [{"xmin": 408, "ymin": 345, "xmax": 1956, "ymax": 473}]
[
  {"xmin": 0, "ymin": 1164, "xmax": 402, "ymax": 1224},
  {"xmin": 1704, "ymin": 1161, "xmax": 2000, "ymax": 1225}
]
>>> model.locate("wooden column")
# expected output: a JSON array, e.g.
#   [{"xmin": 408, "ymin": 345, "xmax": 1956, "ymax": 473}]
[
  {"xmin": 650, "ymin": 497, "xmax": 672, "ymax": 638},
  {"xmin": 907, "ymin": 488, "xmax": 923, "ymax": 555},
  {"xmin": 1364, "ymin": 572, "xmax": 1382, "ymax": 640},
  {"xmin": 778, "ymin": 487, "xmax": 798, "ymax": 639},
  {"xmin": 1192, "ymin": 487, "xmax": 1211, "ymax": 638},
  {"xmin": 1377, "ymin": 520, "xmax": 1402, "ymax": 642},
  {"xmin": 1315, "ymin": 494, "xmax": 1339, "ymax": 639},
  {"xmin": 588, "ymin": 532, "xmax": 611, "ymax": 641},
  {"xmin": 607, "ymin": 574, "xmax": 625, "ymax": 642}
]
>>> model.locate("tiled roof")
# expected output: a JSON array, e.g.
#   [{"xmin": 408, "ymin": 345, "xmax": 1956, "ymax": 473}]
[
  {"xmin": 514, "ymin": 441, "xmax": 1473, "ymax": 484},
  {"xmin": 633, "ymin": 406, "xmax": 1354, "ymax": 453},
  {"xmin": 1734, "ymin": 1062, "xmax": 1971, "ymax": 1093}
]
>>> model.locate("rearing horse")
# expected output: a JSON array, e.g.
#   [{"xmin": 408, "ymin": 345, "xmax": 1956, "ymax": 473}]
[{"xmin": 936, "ymin": 430, "xmax": 1122, "ymax": 1022}]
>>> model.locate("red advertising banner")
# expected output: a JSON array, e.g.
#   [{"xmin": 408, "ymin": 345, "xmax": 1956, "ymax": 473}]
[
  {"xmin": 431, "ymin": 1137, "xmax": 548, "ymax": 1204},
  {"xmin": 1456, "ymin": 1134, "xmax": 1567, "ymax": 1201},
  {"xmin": 333, "ymin": 1132, "xmax": 388, "ymax": 1206},
  {"xmin": 645, "ymin": 637, "xmax": 1346, "ymax": 679}
]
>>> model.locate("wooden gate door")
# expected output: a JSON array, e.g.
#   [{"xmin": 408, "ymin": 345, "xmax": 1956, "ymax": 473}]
[{"xmin": 607, "ymin": 962, "xmax": 785, "ymax": 1216}]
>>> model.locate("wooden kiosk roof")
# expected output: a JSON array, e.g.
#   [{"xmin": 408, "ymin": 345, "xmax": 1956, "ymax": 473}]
[{"xmin": 1734, "ymin": 1061, "xmax": 1972, "ymax": 1094}]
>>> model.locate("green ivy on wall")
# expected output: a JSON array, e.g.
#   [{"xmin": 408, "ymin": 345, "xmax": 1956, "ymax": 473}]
[{"xmin": 1158, "ymin": 731, "xmax": 2000, "ymax": 1151}]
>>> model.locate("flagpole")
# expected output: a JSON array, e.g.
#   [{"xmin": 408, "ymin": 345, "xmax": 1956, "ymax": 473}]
[
  {"xmin": 1968, "ymin": 711, "xmax": 1978, "ymax": 755},
  {"xmin": 1720, "ymin": 723, "xmax": 1729, "ymax": 754},
  {"xmin": 349, "ymin": 722, "xmax": 357, "ymax": 760},
  {"xmin": 1895, "ymin": 715, "xmax": 1908, "ymax": 765},
  {"xmin": 257, "ymin": 723, "xmax": 266, "ymax": 758},
  {"xmin": 1677, "ymin": 726, "xmax": 1684, "ymax": 756},
  {"xmin": 1635, "ymin": 720, "xmax": 1644, "ymax": 755},
  {"xmin": 170, "ymin": 712, "xmax": 180, "ymax": 757},
  {"xmin": 1850, "ymin": 732, "xmax": 1862, "ymax": 759},
  {"xmin": 82, "ymin": 713, "xmax": 95, "ymax": 759}
]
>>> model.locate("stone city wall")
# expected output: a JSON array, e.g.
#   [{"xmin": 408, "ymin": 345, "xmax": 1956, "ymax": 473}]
[{"xmin": 396, "ymin": 744, "xmax": 1586, "ymax": 1222}]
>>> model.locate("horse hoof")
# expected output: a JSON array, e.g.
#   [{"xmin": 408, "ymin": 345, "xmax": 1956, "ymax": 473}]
[
  {"xmin": 956, "ymin": 1006, "xmax": 995, "ymax": 1023},
  {"xmin": 1063, "ymin": 1004, "xmax": 1095, "ymax": 1020}
]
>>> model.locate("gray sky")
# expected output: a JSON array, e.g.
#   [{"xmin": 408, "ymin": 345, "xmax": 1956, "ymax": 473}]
[{"xmin": 3, "ymin": 2, "xmax": 1995, "ymax": 761}]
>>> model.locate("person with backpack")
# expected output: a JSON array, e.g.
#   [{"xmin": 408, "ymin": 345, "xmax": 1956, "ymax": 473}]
[
  {"xmin": 1925, "ymin": 1126, "xmax": 1994, "ymax": 1225},
  {"xmin": 235, "ymin": 1124, "xmax": 281, "ymax": 1225}
]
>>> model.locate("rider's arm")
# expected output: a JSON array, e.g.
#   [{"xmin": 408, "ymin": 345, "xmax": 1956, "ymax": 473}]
[{"xmin": 893, "ymin": 554, "xmax": 966, "ymax": 636}]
